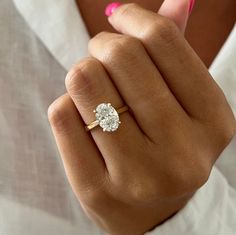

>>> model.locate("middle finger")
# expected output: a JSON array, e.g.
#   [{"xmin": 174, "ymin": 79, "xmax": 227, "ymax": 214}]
[{"xmin": 89, "ymin": 32, "xmax": 187, "ymax": 141}]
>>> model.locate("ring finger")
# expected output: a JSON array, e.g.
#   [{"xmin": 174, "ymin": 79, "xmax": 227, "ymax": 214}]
[{"xmin": 65, "ymin": 57, "xmax": 145, "ymax": 172}]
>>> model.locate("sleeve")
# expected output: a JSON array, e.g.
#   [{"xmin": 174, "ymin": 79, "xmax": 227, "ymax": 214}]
[{"xmin": 145, "ymin": 167, "xmax": 236, "ymax": 235}]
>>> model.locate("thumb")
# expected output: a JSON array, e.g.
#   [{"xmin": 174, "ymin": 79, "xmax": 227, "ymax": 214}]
[{"xmin": 158, "ymin": 0, "xmax": 194, "ymax": 34}]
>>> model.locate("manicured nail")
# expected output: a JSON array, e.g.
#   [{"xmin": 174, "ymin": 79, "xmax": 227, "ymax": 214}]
[
  {"xmin": 105, "ymin": 2, "xmax": 122, "ymax": 16},
  {"xmin": 188, "ymin": 0, "xmax": 195, "ymax": 15}
]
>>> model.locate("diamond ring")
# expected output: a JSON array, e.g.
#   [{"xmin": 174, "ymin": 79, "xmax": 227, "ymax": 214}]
[{"xmin": 85, "ymin": 103, "xmax": 129, "ymax": 132}]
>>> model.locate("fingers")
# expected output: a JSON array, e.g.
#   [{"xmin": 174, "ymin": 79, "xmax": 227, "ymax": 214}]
[
  {"xmin": 108, "ymin": 3, "xmax": 225, "ymax": 121},
  {"xmin": 89, "ymin": 32, "xmax": 187, "ymax": 140},
  {"xmin": 65, "ymin": 57, "xmax": 145, "ymax": 171},
  {"xmin": 158, "ymin": 0, "xmax": 190, "ymax": 33},
  {"xmin": 48, "ymin": 94, "xmax": 107, "ymax": 195}
]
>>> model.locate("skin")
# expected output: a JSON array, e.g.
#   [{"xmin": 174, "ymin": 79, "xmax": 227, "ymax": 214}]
[
  {"xmin": 48, "ymin": 1, "xmax": 236, "ymax": 235},
  {"xmin": 76, "ymin": 0, "xmax": 236, "ymax": 67}
]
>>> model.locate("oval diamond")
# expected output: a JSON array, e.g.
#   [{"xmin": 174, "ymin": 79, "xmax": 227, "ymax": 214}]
[{"xmin": 95, "ymin": 103, "xmax": 120, "ymax": 132}]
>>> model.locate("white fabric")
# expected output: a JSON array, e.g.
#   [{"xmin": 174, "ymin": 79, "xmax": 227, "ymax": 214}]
[
  {"xmin": 0, "ymin": 0, "xmax": 235, "ymax": 234},
  {"xmin": 146, "ymin": 168, "xmax": 236, "ymax": 235},
  {"xmin": 13, "ymin": 0, "xmax": 90, "ymax": 70}
]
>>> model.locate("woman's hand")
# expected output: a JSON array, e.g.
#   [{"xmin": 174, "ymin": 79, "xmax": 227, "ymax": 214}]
[{"xmin": 48, "ymin": 2, "xmax": 236, "ymax": 235}]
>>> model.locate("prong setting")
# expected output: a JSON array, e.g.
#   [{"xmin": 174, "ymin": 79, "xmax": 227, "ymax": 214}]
[{"xmin": 94, "ymin": 103, "xmax": 120, "ymax": 132}]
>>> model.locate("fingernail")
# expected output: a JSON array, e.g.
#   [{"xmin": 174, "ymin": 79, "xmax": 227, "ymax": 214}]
[
  {"xmin": 105, "ymin": 2, "xmax": 122, "ymax": 16},
  {"xmin": 188, "ymin": 0, "xmax": 195, "ymax": 15}
]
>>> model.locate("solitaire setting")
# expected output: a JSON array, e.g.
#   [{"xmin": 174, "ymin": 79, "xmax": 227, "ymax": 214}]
[
  {"xmin": 86, "ymin": 103, "xmax": 128, "ymax": 132},
  {"xmin": 95, "ymin": 103, "xmax": 121, "ymax": 132}
]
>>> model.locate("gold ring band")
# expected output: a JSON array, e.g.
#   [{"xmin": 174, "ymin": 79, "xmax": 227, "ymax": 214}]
[{"xmin": 86, "ymin": 105, "xmax": 129, "ymax": 132}]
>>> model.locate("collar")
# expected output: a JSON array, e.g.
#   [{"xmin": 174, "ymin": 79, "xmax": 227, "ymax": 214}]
[{"xmin": 13, "ymin": 0, "xmax": 90, "ymax": 71}]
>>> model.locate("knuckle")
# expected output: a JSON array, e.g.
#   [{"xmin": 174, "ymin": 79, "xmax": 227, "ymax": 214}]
[
  {"xmin": 65, "ymin": 58, "xmax": 100, "ymax": 97},
  {"xmin": 143, "ymin": 17, "xmax": 179, "ymax": 45},
  {"xmin": 219, "ymin": 120, "xmax": 236, "ymax": 148},
  {"xmin": 103, "ymin": 36, "xmax": 142, "ymax": 64},
  {"xmin": 89, "ymin": 31, "xmax": 143, "ymax": 65},
  {"xmin": 184, "ymin": 162, "xmax": 210, "ymax": 191},
  {"xmin": 89, "ymin": 31, "xmax": 107, "ymax": 46},
  {"xmin": 205, "ymin": 93, "xmax": 236, "ymax": 149},
  {"xmin": 88, "ymin": 31, "xmax": 112, "ymax": 53},
  {"xmin": 47, "ymin": 95, "xmax": 72, "ymax": 134},
  {"xmin": 105, "ymin": 37, "xmax": 129, "ymax": 57},
  {"xmin": 218, "ymin": 106, "xmax": 236, "ymax": 147},
  {"xmin": 189, "ymin": 162, "xmax": 210, "ymax": 190}
]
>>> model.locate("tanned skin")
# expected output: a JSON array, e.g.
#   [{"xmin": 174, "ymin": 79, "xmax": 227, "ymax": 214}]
[{"xmin": 76, "ymin": 0, "xmax": 236, "ymax": 67}]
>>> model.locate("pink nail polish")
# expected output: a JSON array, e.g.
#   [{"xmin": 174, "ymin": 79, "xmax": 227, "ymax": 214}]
[
  {"xmin": 105, "ymin": 2, "xmax": 122, "ymax": 17},
  {"xmin": 188, "ymin": 0, "xmax": 195, "ymax": 15}
]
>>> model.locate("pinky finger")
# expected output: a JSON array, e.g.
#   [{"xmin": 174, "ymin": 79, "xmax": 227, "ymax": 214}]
[{"xmin": 48, "ymin": 94, "xmax": 108, "ymax": 198}]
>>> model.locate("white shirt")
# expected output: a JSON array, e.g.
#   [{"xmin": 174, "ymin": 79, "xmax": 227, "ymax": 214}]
[{"xmin": 0, "ymin": 0, "xmax": 235, "ymax": 234}]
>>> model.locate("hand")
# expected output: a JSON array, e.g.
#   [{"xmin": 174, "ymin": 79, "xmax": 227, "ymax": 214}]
[{"xmin": 48, "ymin": 2, "xmax": 236, "ymax": 235}]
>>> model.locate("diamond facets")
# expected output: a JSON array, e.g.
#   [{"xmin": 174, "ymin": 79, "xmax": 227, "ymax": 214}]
[{"xmin": 95, "ymin": 103, "xmax": 120, "ymax": 132}]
